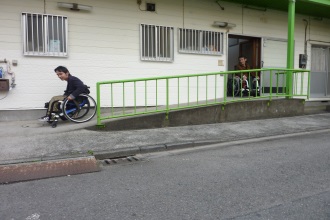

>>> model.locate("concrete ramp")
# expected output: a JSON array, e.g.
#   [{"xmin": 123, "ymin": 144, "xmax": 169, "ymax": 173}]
[{"xmin": 91, "ymin": 99, "xmax": 305, "ymax": 131}]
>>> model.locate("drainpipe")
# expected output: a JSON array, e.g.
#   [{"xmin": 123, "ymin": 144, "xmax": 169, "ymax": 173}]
[
  {"xmin": 286, "ymin": 0, "xmax": 295, "ymax": 98},
  {"xmin": 303, "ymin": 19, "xmax": 308, "ymax": 55}
]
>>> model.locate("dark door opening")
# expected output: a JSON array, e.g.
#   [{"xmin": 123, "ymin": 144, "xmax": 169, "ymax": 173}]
[{"xmin": 228, "ymin": 35, "xmax": 261, "ymax": 71}]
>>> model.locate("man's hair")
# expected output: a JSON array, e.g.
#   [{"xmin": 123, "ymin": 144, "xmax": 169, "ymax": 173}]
[
  {"xmin": 54, "ymin": 66, "xmax": 69, "ymax": 74},
  {"xmin": 238, "ymin": 56, "xmax": 246, "ymax": 60}
]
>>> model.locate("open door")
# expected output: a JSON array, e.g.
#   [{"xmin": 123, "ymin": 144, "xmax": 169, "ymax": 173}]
[
  {"xmin": 262, "ymin": 38, "xmax": 287, "ymax": 68},
  {"xmin": 262, "ymin": 38, "xmax": 288, "ymax": 93},
  {"xmin": 228, "ymin": 35, "xmax": 261, "ymax": 72},
  {"xmin": 239, "ymin": 38, "xmax": 260, "ymax": 70}
]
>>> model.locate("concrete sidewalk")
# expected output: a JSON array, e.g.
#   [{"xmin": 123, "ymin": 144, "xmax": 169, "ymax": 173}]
[{"xmin": 1, "ymin": 112, "xmax": 330, "ymax": 165}]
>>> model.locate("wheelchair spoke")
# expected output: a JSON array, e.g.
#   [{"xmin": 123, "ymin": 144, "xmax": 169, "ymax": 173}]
[{"xmin": 62, "ymin": 94, "xmax": 96, "ymax": 123}]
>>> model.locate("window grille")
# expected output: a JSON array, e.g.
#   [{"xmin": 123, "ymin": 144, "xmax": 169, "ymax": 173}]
[
  {"xmin": 179, "ymin": 28, "xmax": 224, "ymax": 55},
  {"xmin": 140, "ymin": 24, "xmax": 174, "ymax": 62},
  {"xmin": 22, "ymin": 13, "xmax": 68, "ymax": 57}
]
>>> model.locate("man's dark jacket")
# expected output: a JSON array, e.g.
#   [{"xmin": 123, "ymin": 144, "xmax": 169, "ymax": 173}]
[{"xmin": 64, "ymin": 75, "xmax": 89, "ymax": 99}]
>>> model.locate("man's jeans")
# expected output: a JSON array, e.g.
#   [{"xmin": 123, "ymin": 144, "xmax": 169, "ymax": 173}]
[{"xmin": 46, "ymin": 95, "xmax": 66, "ymax": 116}]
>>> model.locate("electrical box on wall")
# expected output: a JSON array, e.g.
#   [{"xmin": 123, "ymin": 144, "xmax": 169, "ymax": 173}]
[
  {"xmin": 146, "ymin": 3, "xmax": 156, "ymax": 11},
  {"xmin": 299, "ymin": 54, "xmax": 307, "ymax": 69},
  {"xmin": 0, "ymin": 79, "xmax": 9, "ymax": 91}
]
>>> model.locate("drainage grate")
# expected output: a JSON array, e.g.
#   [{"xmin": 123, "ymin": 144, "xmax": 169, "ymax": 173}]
[{"xmin": 101, "ymin": 156, "xmax": 140, "ymax": 166}]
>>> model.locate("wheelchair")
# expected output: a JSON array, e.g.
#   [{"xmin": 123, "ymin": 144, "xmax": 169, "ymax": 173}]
[
  {"xmin": 227, "ymin": 76, "xmax": 260, "ymax": 97},
  {"xmin": 251, "ymin": 77, "xmax": 261, "ymax": 97},
  {"xmin": 46, "ymin": 93, "xmax": 97, "ymax": 128},
  {"xmin": 227, "ymin": 77, "xmax": 241, "ymax": 97}
]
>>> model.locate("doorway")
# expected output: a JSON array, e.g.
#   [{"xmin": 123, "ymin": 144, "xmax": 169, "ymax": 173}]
[
  {"xmin": 228, "ymin": 35, "xmax": 261, "ymax": 71},
  {"xmin": 310, "ymin": 45, "xmax": 330, "ymax": 98}
]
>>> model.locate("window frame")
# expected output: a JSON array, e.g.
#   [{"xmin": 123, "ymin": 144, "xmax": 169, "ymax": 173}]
[
  {"xmin": 22, "ymin": 12, "xmax": 68, "ymax": 57},
  {"xmin": 140, "ymin": 24, "xmax": 174, "ymax": 62},
  {"xmin": 178, "ymin": 28, "xmax": 224, "ymax": 55}
]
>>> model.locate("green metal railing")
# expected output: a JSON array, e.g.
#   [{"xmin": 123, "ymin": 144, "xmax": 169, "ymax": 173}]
[{"xmin": 96, "ymin": 68, "xmax": 310, "ymax": 127}]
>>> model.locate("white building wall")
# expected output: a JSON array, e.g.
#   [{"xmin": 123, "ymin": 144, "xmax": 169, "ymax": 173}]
[{"xmin": 0, "ymin": 0, "xmax": 329, "ymax": 110}]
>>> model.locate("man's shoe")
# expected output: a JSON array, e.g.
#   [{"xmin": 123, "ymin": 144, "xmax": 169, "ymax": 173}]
[{"xmin": 38, "ymin": 116, "xmax": 49, "ymax": 122}]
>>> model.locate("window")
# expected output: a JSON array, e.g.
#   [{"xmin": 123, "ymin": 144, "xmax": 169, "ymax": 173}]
[
  {"xmin": 179, "ymin": 28, "xmax": 224, "ymax": 55},
  {"xmin": 311, "ymin": 47, "xmax": 326, "ymax": 72},
  {"xmin": 22, "ymin": 13, "xmax": 68, "ymax": 57},
  {"xmin": 140, "ymin": 24, "xmax": 174, "ymax": 62}
]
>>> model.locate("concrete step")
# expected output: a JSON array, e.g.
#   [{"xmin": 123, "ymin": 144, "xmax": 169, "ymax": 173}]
[{"xmin": 304, "ymin": 100, "xmax": 330, "ymax": 115}]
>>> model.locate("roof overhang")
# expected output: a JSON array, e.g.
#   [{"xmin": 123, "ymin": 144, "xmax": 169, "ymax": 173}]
[{"xmin": 219, "ymin": 0, "xmax": 330, "ymax": 19}]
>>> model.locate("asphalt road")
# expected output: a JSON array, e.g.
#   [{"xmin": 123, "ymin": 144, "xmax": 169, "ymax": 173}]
[{"xmin": 1, "ymin": 129, "xmax": 330, "ymax": 220}]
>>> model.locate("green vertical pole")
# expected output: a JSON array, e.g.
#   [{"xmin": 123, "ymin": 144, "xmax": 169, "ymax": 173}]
[
  {"xmin": 188, "ymin": 77, "xmax": 190, "ymax": 106},
  {"xmin": 224, "ymin": 74, "xmax": 227, "ymax": 103},
  {"xmin": 145, "ymin": 81, "xmax": 147, "ymax": 112},
  {"xmin": 134, "ymin": 81, "xmax": 137, "ymax": 113},
  {"xmin": 214, "ymin": 75, "xmax": 217, "ymax": 103},
  {"xmin": 156, "ymin": 80, "xmax": 158, "ymax": 110},
  {"xmin": 178, "ymin": 78, "xmax": 180, "ymax": 107},
  {"xmin": 307, "ymin": 70, "xmax": 311, "ymax": 99},
  {"xmin": 286, "ymin": 0, "xmax": 295, "ymax": 99},
  {"xmin": 270, "ymin": 70, "xmax": 273, "ymax": 100},
  {"xmin": 123, "ymin": 82, "xmax": 125, "ymax": 114},
  {"xmin": 166, "ymin": 78, "xmax": 169, "ymax": 119},
  {"xmin": 206, "ymin": 76, "xmax": 208, "ymax": 104},
  {"xmin": 96, "ymin": 82, "xmax": 103, "ymax": 127}
]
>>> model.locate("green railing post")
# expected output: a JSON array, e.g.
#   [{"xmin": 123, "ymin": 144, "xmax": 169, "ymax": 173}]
[
  {"xmin": 123, "ymin": 82, "xmax": 125, "ymax": 114},
  {"xmin": 156, "ymin": 80, "xmax": 158, "ymax": 110},
  {"xmin": 145, "ymin": 81, "xmax": 147, "ymax": 112},
  {"xmin": 96, "ymin": 82, "xmax": 104, "ymax": 128},
  {"xmin": 270, "ymin": 70, "xmax": 273, "ymax": 100},
  {"xmin": 166, "ymin": 78, "xmax": 169, "ymax": 119},
  {"xmin": 111, "ymin": 84, "xmax": 114, "ymax": 116},
  {"xmin": 224, "ymin": 73, "xmax": 227, "ymax": 103},
  {"xmin": 276, "ymin": 71, "xmax": 279, "ymax": 95},
  {"xmin": 134, "ymin": 81, "xmax": 137, "ymax": 113},
  {"xmin": 178, "ymin": 78, "xmax": 180, "ymax": 107},
  {"xmin": 197, "ymin": 76, "xmax": 199, "ymax": 105},
  {"xmin": 286, "ymin": 0, "xmax": 296, "ymax": 99},
  {"xmin": 188, "ymin": 77, "xmax": 190, "ymax": 106},
  {"xmin": 307, "ymin": 71, "xmax": 311, "ymax": 99},
  {"xmin": 214, "ymin": 75, "xmax": 217, "ymax": 103}
]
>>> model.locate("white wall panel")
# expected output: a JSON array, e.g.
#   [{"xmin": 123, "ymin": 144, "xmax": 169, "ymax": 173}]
[{"xmin": 0, "ymin": 0, "xmax": 329, "ymax": 110}]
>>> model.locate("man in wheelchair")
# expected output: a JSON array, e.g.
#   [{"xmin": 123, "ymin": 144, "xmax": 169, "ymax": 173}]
[
  {"xmin": 227, "ymin": 56, "xmax": 260, "ymax": 97},
  {"xmin": 39, "ymin": 66, "xmax": 90, "ymax": 122},
  {"xmin": 227, "ymin": 74, "xmax": 249, "ymax": 97},
  {"xmin": 227, "ymin": 74, "xmax": 260, "ymax": 97}
]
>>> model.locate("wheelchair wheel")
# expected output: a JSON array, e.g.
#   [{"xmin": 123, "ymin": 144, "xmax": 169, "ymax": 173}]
[
  {"xmin": 62, "ymin": 94, "xmax": 96, "ymax": 123},
  {"xmin": 227, "ymin": 78, "xmax": 240, "ymax": 97},
  {"xmin": 251, "ymin": 78, "xmax": 261, "ymax": 97}
]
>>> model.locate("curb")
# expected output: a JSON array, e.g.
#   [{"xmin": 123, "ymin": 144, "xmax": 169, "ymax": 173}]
[
  {"xmin": 94, "ymin": 140, "xmax": 221, "ymax": 160},
  {"xmin": 93, "ymin": 127, "xmax": 330, "ymax": 160},
  {"xmin": 0, "ymin": 156, "xmax": 100, "ymax": 184},
  {"xmin": 2, "ymin": 127, "xmax": 330, "ymax": 184}
]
